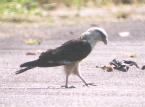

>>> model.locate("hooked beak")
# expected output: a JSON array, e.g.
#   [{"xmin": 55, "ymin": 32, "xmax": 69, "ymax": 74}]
[{"xmin": 103, "ymin": 39, "xmax": 108, "ymax": 45}]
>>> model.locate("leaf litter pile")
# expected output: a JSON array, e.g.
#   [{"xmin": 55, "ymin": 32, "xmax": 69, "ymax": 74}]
[
  {"xmin": 96, "ymin": 59, "xmax": 140, "ymax": 72},
  {"xmin": 96, "ymin": 31, "xmax": 145, "ymax": 72}
]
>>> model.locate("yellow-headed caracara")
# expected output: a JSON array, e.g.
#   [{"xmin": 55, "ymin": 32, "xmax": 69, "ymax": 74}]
[{"xmin": 16, "ymin": 27, "xmax": 108, "ymax": 88}]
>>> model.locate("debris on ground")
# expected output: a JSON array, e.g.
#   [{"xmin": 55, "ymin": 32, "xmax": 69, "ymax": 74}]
[
  {"xmin": 96, "ymin": 65, "xmax": 114, "ymax": 72},
  {"xmin": 25, "ymin": 50, "xmax": 43, "ymax": 56},
  {"xmin": 26, "ymin": 52, "xmax": 36, "ymax": 55},
  {"xmin": 127, "ymin": 53, "xmax": 137, "ymax": 58},
  {"xmin": 141, "ymin": 65, "xmax": 145, "ymax": 70},
  {"xmin": 110, "ymin": 59, "xmax": 140, "ymax": 72},
  {"xmin": 24, "ymin": 39, "xmax": 41, "ymax": 45},
  {"xmin": 96, "ymin": 59, "xmax": 140, "ymax": 72},
  {"xmin": 118, "ymin": 31, "xmax": 130, "ymax": 37}
]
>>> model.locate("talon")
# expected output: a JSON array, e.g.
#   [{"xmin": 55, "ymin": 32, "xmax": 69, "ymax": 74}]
[
  {"xmin": 88, "ymin": 83, "xmax": 96, "ymax": 86},
  {"xmin": 83, "ymin": 83, "xmax": 96, "ymax": 87},
  {"xmin": 61, "ymin": 85, "xmax": 67, "ymax": 88},
  {"xmin": 69, "ymin": 86, "xmax": 76, "ymax": 88},
  {"xmin": 84, "ymin": 83, "xmax": 89, "ymax": 87},
  {"xmin": 61, "ymin": 85, "xmax": 76, "ymax": 88}
]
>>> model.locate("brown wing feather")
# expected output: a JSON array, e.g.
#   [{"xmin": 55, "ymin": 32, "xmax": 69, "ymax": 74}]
[{"xmin": 37, "ymin": 40, "xmax": 91, "ymax": 67}]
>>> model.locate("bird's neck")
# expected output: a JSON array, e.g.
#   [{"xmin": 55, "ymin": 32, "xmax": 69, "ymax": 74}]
[
  {"xmin": 79, "ymin": 35, "xmax": 98, "ymax": 49},
  {"xmin": 87, "ymin": 38, "xmax": 98, "ymax": 49}
]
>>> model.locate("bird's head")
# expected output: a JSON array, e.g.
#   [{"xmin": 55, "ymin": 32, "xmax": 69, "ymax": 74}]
[{"xmin": 80, "ymin": 27, "xmax": 108, "ymax": 48}]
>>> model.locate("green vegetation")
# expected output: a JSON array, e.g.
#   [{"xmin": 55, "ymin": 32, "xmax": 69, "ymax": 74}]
[
  {"xmin": 115, "ymin": 11, "xmax": 131, "ymax": 19},
  {"xmin": 24, "ymin": 38, "xmax": 41, "ymax": 45},
  {"xmin": 0, "ymin": 0, "xmax": 38, "ymax": 15},
  {"xmin": 0, "ymin": 0, "xmax": 144, "ymax": 23},
  {"xmin": 0, "ymin": 0, "xmax": 145, "ymax": 15}
]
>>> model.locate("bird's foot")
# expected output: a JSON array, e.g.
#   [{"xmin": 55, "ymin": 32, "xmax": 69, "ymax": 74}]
[
  {"xmin": 83, "ymin": 83, "xmax": 96, "ymax": 87},
  {"xmin": 61, "ymin": 85, "xmax": 76, "ymax": 89}
]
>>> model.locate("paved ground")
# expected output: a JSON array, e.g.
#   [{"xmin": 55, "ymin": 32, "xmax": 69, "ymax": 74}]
[{"xmin": 0, "ymin": 21, "xmax": 145, "ymax": 107}]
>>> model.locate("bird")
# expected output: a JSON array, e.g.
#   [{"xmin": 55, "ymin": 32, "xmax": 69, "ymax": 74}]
[
  {"xmin": 122, "ymin": 60, "xmax": 140, "ymax": 68},
  {"xmin": 109, "ymin": 59, "xmax": 140, "ymax": 72},
  {"xmin": 15, "ymin": 27, "xmax": 108, "ymax": 88}
]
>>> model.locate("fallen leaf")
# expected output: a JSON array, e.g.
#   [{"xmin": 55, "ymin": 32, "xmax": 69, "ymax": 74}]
[
  {"xmin": 128, "ymin": 53, "xmax": 137, "ymax": 58},
  {"xmin": 96, "ymin": 65, "xmax": 114, "ymax": 72},
  {"xmin": 26, "ymin": 52, "xmax": 36, "ymax": 55},
  {"xmin": 24, "ymin": 39, "xmax": 41, "ymax": 45}
]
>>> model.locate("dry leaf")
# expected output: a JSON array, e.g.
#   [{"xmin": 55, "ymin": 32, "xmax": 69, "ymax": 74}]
[
  {"xmin": 24, "ymin": 39, "xmax": 41, "ymax": 45},
  {"xmin": 26, "ymin": 52, "xmax": 36, "ymax": 55}
]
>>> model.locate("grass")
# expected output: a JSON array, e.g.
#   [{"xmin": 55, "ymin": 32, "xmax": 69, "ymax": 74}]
[
  {"xmin": 0, "ymin": 0, "xmax": 39, "ymax": 16},
  {"xmin": 0, "ymin": 0, "xmax": 144, "ymax": 15},
  {"xmin": 116, "ymin": 11, "xmax": 131, "ymax": 19},
  {"xmin": 0, "ymin": 0, "xmax": 144, "ymax": 23}
]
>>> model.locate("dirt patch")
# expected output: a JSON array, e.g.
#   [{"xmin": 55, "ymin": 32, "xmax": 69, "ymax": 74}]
[{"xmin": 0, "ymin": 21, "xmax": 145, "ymax": 107}]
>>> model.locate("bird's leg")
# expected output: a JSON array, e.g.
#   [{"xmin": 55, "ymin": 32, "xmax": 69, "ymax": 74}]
[
  {"xmin": 64, "ymin": 74, "xmax": 69, "ymax": 88},
  {"xmin": 62, "ymin": 65, "xmax": 76, "ymax": 88},
  {"xmin": 61, "ymin": 74, "xmax": 75, "ymax": 88},
  {"xmin": 77, "ymin": 74, "xmax": 88, "ymax": 86},
  {"xmin": 72, "ymin": 62, "xmax": 96, "ymax": 87},
  {"xmin": 77, "ymin": 74, "xmax": 96, "ymax": 87},
  {"xmin": 65, "ymin": 74, "xmax": 68, "ymax": 88},
  {"xmin": 61, "ymin": 74, "xmax": 69, "ymax": 88}
]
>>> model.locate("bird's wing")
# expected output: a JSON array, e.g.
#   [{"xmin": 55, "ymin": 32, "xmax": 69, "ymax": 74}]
[
  {"xmin": 38, "ymin": 40, "xmax": 91, "ymax": 66},
  {"xmin": 123, "ymin": 60, "xmax": 140, "ymax": 68}
]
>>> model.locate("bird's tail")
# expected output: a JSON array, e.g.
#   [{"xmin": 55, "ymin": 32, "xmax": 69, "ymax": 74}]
[
  {"xmin": 20, "ymin": 60, "xmax": 38, "ymax": 67},
  {"xmin": 15, "ymin": 67, "xmax": 35, "ymax": 74},
  {"xmin": 15, "ymin": 60, "xmax": 38, "ymax": 74}
]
